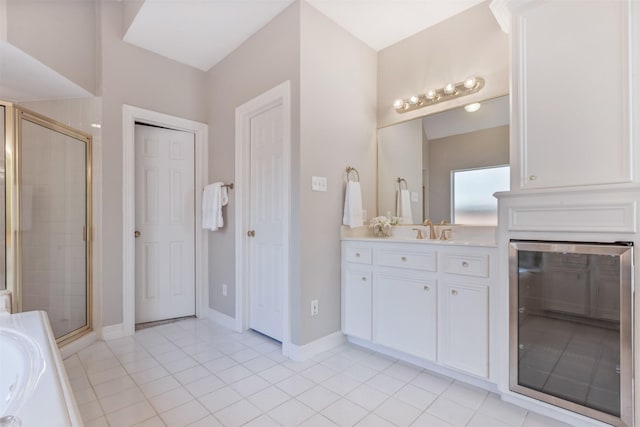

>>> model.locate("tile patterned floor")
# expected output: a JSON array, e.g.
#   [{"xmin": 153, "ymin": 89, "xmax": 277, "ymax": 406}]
[{"xmin": 64, "ymin": 317, "xmax": 574, "ymax": 427}]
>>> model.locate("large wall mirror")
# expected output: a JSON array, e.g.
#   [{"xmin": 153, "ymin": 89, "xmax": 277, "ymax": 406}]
[{"xmin": 377, "ymin": 95, "xmax": 510, "ymax": 225}]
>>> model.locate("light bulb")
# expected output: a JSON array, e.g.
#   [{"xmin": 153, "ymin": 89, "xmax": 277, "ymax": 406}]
[
  {"xmin": 426, "ymin": 90, "xmax": 437, "ymax": 100},
  {"xmin": 464, "ymin": 102, "xmax": 481, "ymax": 113},
  {"xmin": 443, "ymin": 83, "xmax": 455, "ymax": 94},
  {"xmin": 409, "ymin": 95, "xmax": 419, "ymax": 105},
  {"xmin": 463, "ymin": 77, "xmax": 477, "ymax": 89},
  {"xmin": 393, "ymin": 99, "xmax": 405, "ymax": 109}
]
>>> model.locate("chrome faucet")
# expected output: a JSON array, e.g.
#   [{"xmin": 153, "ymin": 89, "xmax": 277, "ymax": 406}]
[{"xmin": 422, "ymin": 219, "xmax": 437, "ymax": 239}]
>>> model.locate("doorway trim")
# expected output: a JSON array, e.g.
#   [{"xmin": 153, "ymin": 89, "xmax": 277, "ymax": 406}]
[
  {"xmin": 123, "ymin": 105, "xmax": 208, "ymax": 336},
  {"xmin": 235, "ymin": 81, "xmax": 291, "ymax": 356}
]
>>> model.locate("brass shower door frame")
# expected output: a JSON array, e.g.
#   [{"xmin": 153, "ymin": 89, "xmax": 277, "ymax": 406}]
[{"xmin": 3, "ymin": 100, "xmax": 93, "ymax": 346}]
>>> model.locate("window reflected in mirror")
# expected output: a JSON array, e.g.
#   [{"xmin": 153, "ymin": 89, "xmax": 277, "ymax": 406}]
[{"xmin": 452, "ymin": 165, "xmax": 510, "ymax": 225}]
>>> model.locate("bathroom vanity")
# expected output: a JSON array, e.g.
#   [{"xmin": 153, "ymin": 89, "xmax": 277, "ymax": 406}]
[{"xmin": 341, "ymin": 226, "xmax": 498, "ymax": 385}]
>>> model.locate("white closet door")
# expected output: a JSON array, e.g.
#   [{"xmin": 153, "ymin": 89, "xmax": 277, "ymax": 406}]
[
  {"xmin": 248, "ymin": 104, "xmax": 285, "ymax": 341},
  {"xmin": 135, "ymin": 124, "xmax": 195, "ymax": 323}
]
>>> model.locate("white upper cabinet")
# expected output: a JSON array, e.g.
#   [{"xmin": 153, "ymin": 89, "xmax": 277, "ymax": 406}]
[{"xmin": 509, "ymin": 0, "xmax": 634, "ymax": 189}]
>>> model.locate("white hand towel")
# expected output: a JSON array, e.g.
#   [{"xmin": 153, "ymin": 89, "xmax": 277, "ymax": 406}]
[
  {"xmin": 396, "ymin": 189, "xmax": 413, "ymax": 224},
  {"xmin": 343, "ymin": 181, "xmax": 364, "ymax": 228},
  {"xmin": 202, "ymin": 182, "xmax": 228, "ymax": 231}
]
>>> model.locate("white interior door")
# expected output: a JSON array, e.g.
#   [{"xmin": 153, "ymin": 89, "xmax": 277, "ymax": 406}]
[
  {"xmin": 135, "ymin": 124, "xmax": 195, "ymax": 323},
  {"xmin": 249, "ymin": 104, "xmax": 284, "ymax": 341}
]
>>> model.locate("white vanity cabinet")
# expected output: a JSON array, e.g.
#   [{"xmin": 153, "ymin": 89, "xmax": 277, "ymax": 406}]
[
  {"xmin": 439, "ymin": 281, "xmax": 489, "ymax": 378},
  {"xmin": 438, "ymin": 250, "xmax": 491, "ymax": 378},
  {"xmin": 509, "ymin": 0, "xmax": 634, "ymax": 190},
  {"xmin": 341, "ymin": 239, "xmax": 496, "ymax": 381},
  {"xmin": 341, "ymin": 245, "xmax": 373, "ymax": 340},
  {"xmin": 373, "ymin": 271, "xmax": 437, "ymax": 362}
]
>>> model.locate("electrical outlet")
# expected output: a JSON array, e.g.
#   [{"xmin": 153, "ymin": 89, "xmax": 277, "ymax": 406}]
[
  {"xmin": 222, "ymin": 284, "xmax": 228, "ymax": 297},
  {"xmin": 311, "ymin": 299, "xmax": 319, "ymax": 316}
]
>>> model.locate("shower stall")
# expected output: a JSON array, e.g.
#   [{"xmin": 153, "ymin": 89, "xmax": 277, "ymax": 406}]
[{"xmin": 1, "ymin": 100, "xmax": 93, "ymax": 346}]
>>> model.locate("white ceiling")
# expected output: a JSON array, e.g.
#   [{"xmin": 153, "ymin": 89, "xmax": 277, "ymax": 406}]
[{"xmin": 124, "ymin": 0, "xmax": 485, "ymax": 72}]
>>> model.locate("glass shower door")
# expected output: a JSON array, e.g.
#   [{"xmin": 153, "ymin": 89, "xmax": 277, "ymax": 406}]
[{"xmin": 18, "ymin": 111, "xmax": 91, "ymax": 343}]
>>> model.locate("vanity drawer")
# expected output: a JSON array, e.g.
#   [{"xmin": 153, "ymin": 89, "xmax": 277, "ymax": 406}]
[
  {"xmin": 344, "ymin": 246, "xmax": 373, "ymax": 264},
  {"xmin": 443, "ymin": 253, "xmax": 489, "ymax": 278},
  {"xmin": 376, "ymin": 248, "xmax": 437, "ymax": 271}
]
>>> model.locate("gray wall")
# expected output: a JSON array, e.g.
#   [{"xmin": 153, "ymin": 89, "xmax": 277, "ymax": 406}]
[
  {"xmin": 99, "ymin": 1, "xmax": 208, "ymax": 326},
  {"xmin": 377, "ymin": 1, "xmax": 509, "ymax": 128},
  {"xmin": 428, "ymin": 125, "xmax": 509, "ymax": 222},
  {"xmin": 299, "ymin": 1, "xmax": 377, "ymax": 344},
  {"xmin": 5, "ymin": 0, "xmax": 98, "ymax": 94},
  {"xmin": 206, "ymin": 1, "xmax": 377, "ymax": 346},
  {"xmin": 206, "ymin": 2, "xmax": 301, "ymax": 319}
]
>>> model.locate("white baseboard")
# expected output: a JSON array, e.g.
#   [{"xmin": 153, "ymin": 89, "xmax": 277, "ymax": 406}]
[
  {"xmin": 101, "ymin": 323, "xmax": 125, "ymax": 341},
  {"xmin": 207, "ymin": 308, "xmax": 236, "ymax": 330},
  {"xmin": 288, "ymin": 331, "xmax": 345, "ymax": 361},
  {"xmin": 60, "ymin": 331, "xmax": 98, "ymax": 359}
]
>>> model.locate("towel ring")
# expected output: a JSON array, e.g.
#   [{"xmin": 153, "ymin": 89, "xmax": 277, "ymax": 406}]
[
  {"xmin": 397, "ymin": 177, "xmax": 408, "ymax": 190},
  {"xmin": 345, "ymin": 166, "xmax": 360, "ymax": 182}
]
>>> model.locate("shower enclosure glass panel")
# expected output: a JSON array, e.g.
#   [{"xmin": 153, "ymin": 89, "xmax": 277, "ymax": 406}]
[{"xmin": 19, "ymin": 115, "xmax": 89, "ymax": 340}]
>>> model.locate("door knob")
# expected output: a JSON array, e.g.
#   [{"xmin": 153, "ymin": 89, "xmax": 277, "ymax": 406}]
[
  {"xmin": 134, "ymin": 230, "xmax": 141, "ymax": 238},
  {"xmin": 247, "ymin": 230, "xmax": 256, "ymax": 237}
]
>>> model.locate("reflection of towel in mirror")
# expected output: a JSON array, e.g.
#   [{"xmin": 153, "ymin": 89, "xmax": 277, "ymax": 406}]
[
  {"xmin": 396, "ymin": 189, "xmax": 413, "ymax": 224},
  {"xmin": 343, "ymin": 181, "xmax": 364, "ymax": 228},
  {"xmin": 202, "ymin": 182, "xmax": 228, "ymax": 231}
]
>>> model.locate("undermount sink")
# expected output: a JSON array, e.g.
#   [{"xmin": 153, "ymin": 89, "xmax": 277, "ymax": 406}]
[{"xmin": 0, "ymin": 326, "xmax": 45, "ymax": 420}]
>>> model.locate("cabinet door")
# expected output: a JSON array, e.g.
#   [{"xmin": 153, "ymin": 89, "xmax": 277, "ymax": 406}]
[
  {"xmin": 440, "ymin": 282, "xmax": 488, "ymax": 378},
  {"xmin": 342, "ymin": 266, "xmax": 372, "ymax": 340},
  {"xmin": 373, "ymin": 273, "xmax": 437, "ymax": 361},
  {"xmin": 514, "ymin": 0, "xmax": 631, "ymax": 189}
]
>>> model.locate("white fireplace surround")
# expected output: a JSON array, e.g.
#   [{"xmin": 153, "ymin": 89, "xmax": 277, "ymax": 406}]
[{"xmin": 496, "ymin": 184, "xmax": 640, "ymax": 427}]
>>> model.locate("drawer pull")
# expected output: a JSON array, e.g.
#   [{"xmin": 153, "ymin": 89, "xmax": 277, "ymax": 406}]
[
  {"xmin": 451, "ymin": 289, "xmax": 458, "ymax": 296},
  {"xmin": 461, "ymin": 261, "xmax": 469, "ymax": 268},
  {"xmin": 401, "ymin": 256, "xmax": 407, "ymax": 262},
  {"xmin": 529, "ymin": 175, "xmax": 537, "ymax": 181},
  {"xmin": 355, "ymin": 252, "xmax": 361, "ymax": 257},
  {"xmin": 361, "ymin": 276, "xmax": 367, "ymax": 282},
  {"xmin": 424, "ymin": 286, "xmax": 430, "ymax": 291}
]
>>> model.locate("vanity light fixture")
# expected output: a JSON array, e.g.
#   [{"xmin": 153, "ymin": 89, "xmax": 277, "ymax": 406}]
[
  {"xmin": 393, "ymin": 76, "xmax": 485, "ymax": 114},
  {"xmin": 464, "ymin": 102, "xmax": 482, "ymax": 113},
  {"xmin": 463, "ymin": 77, "xmax": 477, "ymax": 89},
  {"xmin": 443, "ymin": 83, "xmax": 456, "ymax": 94}
]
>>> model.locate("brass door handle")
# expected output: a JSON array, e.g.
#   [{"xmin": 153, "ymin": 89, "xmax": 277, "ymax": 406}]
[
  {"xmin": 134, "ymin": 230, "xmax": 141, "ymax": 238},
  {"xmin": 247, "ymin": 230, "xmax": 256, "ymax": 237}
]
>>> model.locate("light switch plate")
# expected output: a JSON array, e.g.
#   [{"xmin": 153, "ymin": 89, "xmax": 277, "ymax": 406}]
[
  {"xmin": 312, "ymin": 176, "xmax": 328, "ymax": 192},
  {"xmin": 411, "ymin": 192, "xmax": 419, "ymax": 202}
]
